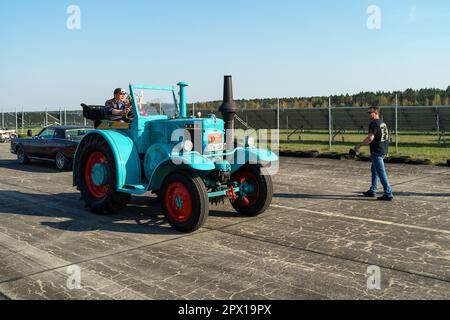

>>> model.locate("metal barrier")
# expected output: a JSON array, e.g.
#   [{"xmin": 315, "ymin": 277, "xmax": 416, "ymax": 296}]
[{"xmin": 1, "ymin": 106, "xmax": 449, "ymax": 148}]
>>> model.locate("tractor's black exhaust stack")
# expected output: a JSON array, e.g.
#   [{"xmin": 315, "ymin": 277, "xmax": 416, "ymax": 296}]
[{"xmin": 219, "ymin": 75, "xmax": 238, "ymax": 152}]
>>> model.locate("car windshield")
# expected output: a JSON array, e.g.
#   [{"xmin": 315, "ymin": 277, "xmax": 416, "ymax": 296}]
[
  {"xmin": 132, "ymin": 88, "xmax": 178, "ymax": 117},
  {"xmin": 66, "ymin": 129, "xmax": 91, "ymax": 140}
]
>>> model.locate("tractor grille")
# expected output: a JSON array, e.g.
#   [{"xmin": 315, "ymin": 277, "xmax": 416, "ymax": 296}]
[{"xmin": 185, "ymin": 123, "xmax": 203, "ymax": 153}]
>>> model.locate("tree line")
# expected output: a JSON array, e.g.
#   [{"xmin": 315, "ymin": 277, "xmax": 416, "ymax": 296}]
[{"xmin": 194, "ymin": 86, "xmax": 450, "ymax": 110}]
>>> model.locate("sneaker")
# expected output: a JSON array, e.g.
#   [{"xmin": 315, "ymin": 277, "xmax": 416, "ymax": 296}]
[
  {"xmin": 377, "ymin": 195, "xmax": 394, "ymax": 201},
  {"xmin": 363, "ymin": 191, "xmax": 376, "ymax": 198}
]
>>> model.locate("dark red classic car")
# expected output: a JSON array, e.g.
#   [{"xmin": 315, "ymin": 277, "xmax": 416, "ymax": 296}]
[{"xmin": 10, "ymin": 125, "xmax": 92, "ymax": 170}]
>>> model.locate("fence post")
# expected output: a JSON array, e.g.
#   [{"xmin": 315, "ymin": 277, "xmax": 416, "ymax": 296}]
[
  {"xmin": 286, "ymin": 115, "xmax": 289, "ymax": 142},
  {"xmin": 64, "ymin": 107, "xmax": 67, "ymax": 125},
  {"xmin": 328, "ymin": 97, "xmax": 332, "ymax": 151},
  {"xmin": 436, "ymin": 111, "xmax": 441, "ymax": 145},
  {"xmin": 395, "ymin": 94, "xmax": 399, "ymax": 153},
  {"xmin": 22, "ymin": 107, "xmax": 24, "ymax": 135},
  {"xmin": 15, "ymin": 107, "xmax": 18, "ymax": 133},
  {"xmin": 45, "ymin": 107, "xmax": 48, "ymax": 127},
  {"xmin": 1, "ymin": 108, "xmax": 4, "ymax": 129},
  {"xmin": 277, "ymin": 99, "xmax": 280, "ymax": 145}
]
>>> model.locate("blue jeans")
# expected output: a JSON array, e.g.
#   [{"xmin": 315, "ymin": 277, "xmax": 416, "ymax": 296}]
[{"xmin": 370, "ymin": 155, "xmax": 394, "ymax": 198}]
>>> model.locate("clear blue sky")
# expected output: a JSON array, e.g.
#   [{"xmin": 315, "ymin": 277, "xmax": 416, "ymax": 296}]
[{"xmin": 1, "ymin": 0, "xmax": 449, "ymax": 111}]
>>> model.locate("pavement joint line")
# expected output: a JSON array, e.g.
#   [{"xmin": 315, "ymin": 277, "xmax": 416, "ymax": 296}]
[
  {"xmin": 208, "ymin": 196, "xmax": 342, "ymax": 233},
  {"xmin": 0, "ymin": 228, "xmax": 211, "ymax": 287},
  {"xmin": 214, "ymin": 227, "xmax": 450, "ymax": 285},
  {"xmin": 0, "ymin": 292, "xmax": 10, "ymax": 300},
  {"xmin": 391, "ymin": 176, "xmax": 440, "ymax": 188},
  {"xmin": 271, "ymin": 204, "xmax": 450, "ymax": 235},
  {"xmin": 4, "ymin": 220, "xmax": 450, "ymax": 293}
]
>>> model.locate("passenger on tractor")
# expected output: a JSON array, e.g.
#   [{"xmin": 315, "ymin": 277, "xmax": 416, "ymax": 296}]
[{"xmin": 105, "ymin": 88, "xmax": 134, "ymax": 123}]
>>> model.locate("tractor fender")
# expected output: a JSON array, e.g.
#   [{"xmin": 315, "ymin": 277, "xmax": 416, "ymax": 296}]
[
  {"xmin": 144, "ymin": 144, "xmax": 215, "ymax": 191},
  {"xmin": 73, "ymin": 131, "xmax": 142, "ymax": 189},
  {"xmin": 230, "ymin": 147, "xmax": 279, "ymax": 173}
]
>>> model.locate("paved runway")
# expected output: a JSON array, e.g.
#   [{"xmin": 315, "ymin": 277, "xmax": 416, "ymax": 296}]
[{"xmin": 0, "ymin": 143, "xmax": 449, "ymax": 300}]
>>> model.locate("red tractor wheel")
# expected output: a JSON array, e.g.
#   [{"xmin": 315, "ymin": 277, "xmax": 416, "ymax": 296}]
[
  {"xmin": 77, "ymin": 135, "xmax": 131, "ymax": 215},
  {"xmin": 231, "ymin": 165, "xmax": 273, "ymax": 217},
  {"xmin": 161, "ymin": 171, "xmax": 209, "ymax": 233}
]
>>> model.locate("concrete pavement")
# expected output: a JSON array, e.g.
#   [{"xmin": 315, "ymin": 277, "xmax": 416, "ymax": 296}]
[{"xmin": 0, "ymin": 143, "xmax": 449, "ymax": 299}]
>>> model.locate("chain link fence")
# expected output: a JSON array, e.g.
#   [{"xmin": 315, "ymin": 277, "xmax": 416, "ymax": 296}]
[{"xmin": 2, "ymin": 106, "xmax": 449, "ymax": 150}]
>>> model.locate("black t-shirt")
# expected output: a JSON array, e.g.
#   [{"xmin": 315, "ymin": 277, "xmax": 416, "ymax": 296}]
[{"xmin": 369, "ymin": 120, "xmax": 389, "ymax": 156}]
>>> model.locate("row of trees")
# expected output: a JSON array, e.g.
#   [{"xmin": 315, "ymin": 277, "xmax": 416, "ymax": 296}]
[{"xmin": 194, "ymin": 87, "xmax": 450, "ymax": 110}]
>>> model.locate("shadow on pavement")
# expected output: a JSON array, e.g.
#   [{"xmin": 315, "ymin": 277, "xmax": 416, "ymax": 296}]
[
  {"xmin": 274, "ymin": 193, "xmax": 375, "ymax": 201},
  {"xmin": 275, "ymin": 192, "xmax": 450, "ymax": 201},
  {"xmin": 0, "ymin": 159, "xmax": 59, "ymax": 174},
  {"xmin": 0, "ymin": 190, "xmax": 232, "ymax": 235}
]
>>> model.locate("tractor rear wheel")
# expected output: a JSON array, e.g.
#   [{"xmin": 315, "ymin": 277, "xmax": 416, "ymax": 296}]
[
  {"xmin": 77, "ymin": 135, "xmax": 131, "ymax": 215},
  {"xmin": 231, "ymin": 165, "xmax": 273, "ymax": 217},
  {"xmin": 161, "ymin": 171, "xmax": 209, "ymax": 233}
]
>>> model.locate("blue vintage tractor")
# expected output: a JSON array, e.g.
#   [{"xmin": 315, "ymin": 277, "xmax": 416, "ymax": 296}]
[{"xmin": 74, "ymin": 76, "xmax": 278, "ymax": 233}]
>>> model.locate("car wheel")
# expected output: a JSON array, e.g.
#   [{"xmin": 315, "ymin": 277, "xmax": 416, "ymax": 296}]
[
  {"xmin": 17, "ymin": 146, "xmax": 30, "ymax": 165},
  {"xmin": 55, "ymin": 152, "xmax": 71, "ymax": 171}
]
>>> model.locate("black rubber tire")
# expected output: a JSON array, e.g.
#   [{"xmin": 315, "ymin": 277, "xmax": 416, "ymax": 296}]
[
  {"xmin": 77, "ymin": 134, "xmax": 131, "ymax": 215},
  {"xmin": 231, "ymin": 165, "xmax": 273, "ymax": 217},
  {"xmin": 161, "ymin": 171, "xmax": 209, "ymax": 233},
  {"xmin": 55, "ymin": 152, "xmax": 71, "ymax": 171},
  {"xmin": 388, "ymin": 157, "xmax": 411, "ymax": 164},
  {"xmin": 279, "ymin": 150, "xmax": 292, "ymax": 157},
  {"xmin": 408, "ymin": 158, "xmax": 432, "ymax": 166},
  {"xmin": 317, "ymin": 152, "xmax": 343, "ymax": 160},
  {"xmin": 296, "ymin": 151, "xmax": 320, "ymax": 158},
  {"xmin": 17, "ymin": 146, "xmax": 30, "ymax": 165},
  {"xmin": 359, "ymin": 155, "xmax": 372, "ymax": 162},
  {"xmin": 153, "ymin": 191, "xmax": 161, "ymax": 203}
]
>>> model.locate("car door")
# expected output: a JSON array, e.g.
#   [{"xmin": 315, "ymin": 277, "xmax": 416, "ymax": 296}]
[
  {"xmin": 23, "ymin": 128, "xmax": 45, "ymax": 157},
  {"xmin": 51, "ymin": 128, "xmax": 68, "ymax": 158},
  {"xmin": 33, "ymin": 128, "xmax": 55, "ymax": 158}
]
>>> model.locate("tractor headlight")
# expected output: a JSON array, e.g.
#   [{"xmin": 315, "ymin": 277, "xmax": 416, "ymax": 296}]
[
  {"xmin": 183, "ymin": 140, "xmax": 194, "ymax": 152},
  {"xmin": 246, "ymin": 136, "xmax": 255, "ymax": 148}
]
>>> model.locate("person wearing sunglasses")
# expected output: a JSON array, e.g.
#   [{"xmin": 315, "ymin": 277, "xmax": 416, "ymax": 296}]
[
  {"xmin": 354, "ymin": 106, "xmax": 394, "ymax": 201},
  {"xmin": 105, "ymin": 88, "xmax": 133, "ymax": 122}
]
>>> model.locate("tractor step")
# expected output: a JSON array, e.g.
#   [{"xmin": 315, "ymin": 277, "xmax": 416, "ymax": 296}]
[{"xmin": 120, "ymin": 184, "xmax": 147, "ymax": 195}]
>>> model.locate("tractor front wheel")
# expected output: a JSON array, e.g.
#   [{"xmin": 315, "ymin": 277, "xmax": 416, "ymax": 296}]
[
  {"xmin": 77, "ymin": 135, "xmax": 131, "ymax": 215},
  {"xmin": 231, "ymin": 165, "xmax": 273, "ymax": 217},
  {"xmin": 161, "ymin": 171, "xmax": 209, "ymax": 233}
]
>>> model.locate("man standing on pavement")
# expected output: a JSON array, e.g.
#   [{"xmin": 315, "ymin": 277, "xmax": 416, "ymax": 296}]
[{"xmin": 355, "ymin": 106, "xmax": 394, "ymax": 201}]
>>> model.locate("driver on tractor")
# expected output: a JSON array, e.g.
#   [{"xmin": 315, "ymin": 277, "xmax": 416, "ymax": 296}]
[{"xmin": 105, "ymin": 88, "xmax": 134, "ymax": 122}]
